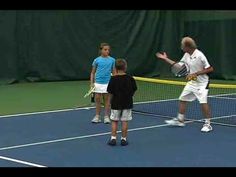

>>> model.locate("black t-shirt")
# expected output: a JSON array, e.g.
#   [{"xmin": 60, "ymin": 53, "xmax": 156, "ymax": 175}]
[{"xmin": 107, "ymin": 74, "xmax": 137, "ymax": 110}]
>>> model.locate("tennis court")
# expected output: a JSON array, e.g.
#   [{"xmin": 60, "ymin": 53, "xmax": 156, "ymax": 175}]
[
  {"xmin": 0, "ymin": 78, "xmax": 235, "ymax": 167},
  {"xmin": 0, "ymin": 10, "xmax": 236, "ymax": 167}
]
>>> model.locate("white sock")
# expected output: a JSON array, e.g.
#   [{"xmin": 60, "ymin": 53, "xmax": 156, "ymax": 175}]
[
  {"xmin": 177, "ymin": 113, "xmax": 185, "ymax": 122},
  {"xmin": 205, "ymin": 119, "xmax": 210, "ymax": 124},
  {"xmin": 121, "ymin": 137, "xmax": 126, "ymax": 141},
  {"xmin": 111, "ymin": 136, "xmax": 116, "ymax": 140}
]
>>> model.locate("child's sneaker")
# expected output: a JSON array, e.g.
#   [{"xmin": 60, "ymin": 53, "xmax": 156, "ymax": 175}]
[
  {"xmin": 120, "ymin": 139, "xmax": 128, "ymax": 146},
  {"xmin": 91, "ymin": 116, "xmax": 101, "ymax": 123},
  {"xmin": 107, "ymin": 139, "xmax": 116, "ymax": 146}
]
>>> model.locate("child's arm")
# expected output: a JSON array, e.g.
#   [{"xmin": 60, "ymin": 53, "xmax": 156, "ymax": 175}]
[
  {"xmin": 90, "ymin": 67, "xmax": 96, "ymax": 88},
  {"xmin": 112, "ymin": 68, "xmax": 116, "ymax": 76}
]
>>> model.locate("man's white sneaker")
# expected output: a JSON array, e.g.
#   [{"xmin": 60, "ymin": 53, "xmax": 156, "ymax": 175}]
[
  {"xmin": 201, "ymin": 123, "xmax": 213, "ymax": 132},
  {"xmin": 165, "ymin": 118, "xmax": 185, "ymax": 127}
]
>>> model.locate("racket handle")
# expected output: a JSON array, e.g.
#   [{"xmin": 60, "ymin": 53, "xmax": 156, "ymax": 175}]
[
  {"xmin": 91, "ymin": 93, "xmax": 95, "ymax": 103},
  {"xmin": 186, "ymin": 76, "xmax": 197, "ymax": 81}
]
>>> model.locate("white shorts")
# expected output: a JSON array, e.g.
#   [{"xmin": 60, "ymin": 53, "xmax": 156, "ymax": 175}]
[
  {"xmin": 179, "ymin": 81, "xmax": 209, "ymax": 104},
  {"xmin": 94, "ymin": 83, "xmax": 108, "ymax": 93},
  {"xmin": 110, "ymin": 109, "xmax": 132, "ymax": 121}
]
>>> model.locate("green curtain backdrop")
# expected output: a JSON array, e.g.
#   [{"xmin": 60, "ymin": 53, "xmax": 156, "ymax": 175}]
[
  {"xmin": 0, "ymin": 10, "xmax": 235, "ymax": 83},
  {"xmin": 183, "ymin": 10, "xmax": 236, "ymax": 80}
]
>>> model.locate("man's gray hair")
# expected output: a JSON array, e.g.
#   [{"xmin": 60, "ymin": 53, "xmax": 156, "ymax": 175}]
[{"xmin": 181, "ymin": 36, "xmax": 197, "ymax": 49}]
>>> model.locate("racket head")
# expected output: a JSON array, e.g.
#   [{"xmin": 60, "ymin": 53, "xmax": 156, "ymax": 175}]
[
  {"xmin": 84, "ymin": 86, "xmax": 95, "ymax": 98},
  {"xmin": 171, "ymin": 62, "xmax": 190, "ymax": 77}
]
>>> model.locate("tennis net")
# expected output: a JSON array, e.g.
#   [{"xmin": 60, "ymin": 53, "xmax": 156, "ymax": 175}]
[{"xmin": 133, "ymin": 76, "xmax": 236, "ymax": 127}]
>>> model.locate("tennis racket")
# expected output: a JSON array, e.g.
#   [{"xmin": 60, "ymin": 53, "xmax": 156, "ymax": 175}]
[
  {"xmin": 84, "ymin": 86, "xmax": 95, "ymax": 98},
  {"xmin": 171, "ymin": 62, "xmax": 197, "ymax": 81},
  {"xmin": 171, "ymin": 61, "xmax": 190, "ymax": 77}
]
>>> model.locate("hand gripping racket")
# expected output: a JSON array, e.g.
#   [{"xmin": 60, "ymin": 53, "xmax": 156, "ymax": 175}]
[{"xmin": 84, "ymin": 86, "xmax": 95, "ymax": 98}]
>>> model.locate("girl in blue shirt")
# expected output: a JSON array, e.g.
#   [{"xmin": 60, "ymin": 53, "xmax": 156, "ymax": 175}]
[{"xmin": 90, "ymin": 43, "xmax": 116, "ymax": 124}]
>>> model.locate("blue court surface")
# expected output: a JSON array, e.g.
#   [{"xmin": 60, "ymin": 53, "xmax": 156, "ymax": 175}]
[{"xmin": 0, "ymin": 96, "xmax": 235, "ymax": 167}]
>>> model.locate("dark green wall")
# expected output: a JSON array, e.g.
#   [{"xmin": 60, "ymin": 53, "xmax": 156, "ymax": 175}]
[{"xmin": 0, "ymin": 10, "xmax": 235, "ymax": 83}]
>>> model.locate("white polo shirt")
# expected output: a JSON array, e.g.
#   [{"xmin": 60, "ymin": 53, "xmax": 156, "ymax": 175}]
[{"xmin": 180, "ymin": 49, "xmax": 211, "ymax": 83}]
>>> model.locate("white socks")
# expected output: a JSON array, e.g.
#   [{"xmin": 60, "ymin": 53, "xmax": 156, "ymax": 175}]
[
  {"xmin": 177, "ymin": 113, "xmax": 185, "ymax": 122},
  {"xmin": 111, "ymin": 136, "xmax": 126, "ymax": 140},
  {"xmin": 111, "ymin": 136, "xmax": 116, "ymax": 140},
  {"xmin": 205, "ymin": 119, "xmax": 210, "ymax": 124},
  {"xmin": 121, "ymin": 137, "xmax": 126, "ymax": 141}
]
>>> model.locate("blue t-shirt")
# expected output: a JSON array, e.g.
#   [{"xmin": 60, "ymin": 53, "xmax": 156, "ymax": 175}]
[{"xmin": 92, "ymin": 56, "xmax": 115, "ymax": 84}]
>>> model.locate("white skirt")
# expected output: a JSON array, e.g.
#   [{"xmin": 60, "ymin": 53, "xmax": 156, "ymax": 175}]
[{"xmin": 94, "ymin": 83, "xmax": 109, "ymax": 93}]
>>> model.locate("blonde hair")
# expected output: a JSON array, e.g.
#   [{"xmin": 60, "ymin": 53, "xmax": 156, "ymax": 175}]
[
  {"xmin": 181, "ymin": 37, "xmax": 197, "ymax": 49},
  {"xmin": 115, "ymin": 58, "xmax": 127, "ymax": 71}
]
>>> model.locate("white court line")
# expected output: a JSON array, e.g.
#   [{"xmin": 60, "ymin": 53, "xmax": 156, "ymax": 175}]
[
  {"xmin": 209, "ymin": 93, "xmax": 236, "ymax": 97},
  {"xmin": 210, "ymin": 96, "xmax": 236, "ymax": 100},
  {"xmin": 0, "ymin": 93, "xmax": 234, "ymax": 119},
  {"xmin": 0, "ymin": 155, "xmax": 46, "ymax": 167},
  {"xmin": 134, "ymin": 112, "xmax": 236, "ymax": 126},
  {"xmin": 0, "ymin": 106, "xmax": 93, "ymax": 119},
  {"xmin": 4, "ymin": 114, "xmax": 232, "ymax": 152},
  {"xmin": 0, "ymin": 114, "xmax": 234, "ymax": 152},
  {"xmin": 0, "ymin": 122, "xmax": 185, "ymax": 151}
]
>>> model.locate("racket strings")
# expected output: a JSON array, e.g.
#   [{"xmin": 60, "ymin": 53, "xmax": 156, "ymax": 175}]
[
  {"xmin": 172, "ymin": 64, "xmax": 188, "ymax": 77},
  {"xmin": 176, "ymin": 66, "xmax": 188, "ymax": 76}
]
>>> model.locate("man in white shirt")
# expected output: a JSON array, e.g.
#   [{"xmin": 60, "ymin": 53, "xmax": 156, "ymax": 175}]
[{"xmin": 156, "ymin": 36, "xmax": 214, "ymax": 132}]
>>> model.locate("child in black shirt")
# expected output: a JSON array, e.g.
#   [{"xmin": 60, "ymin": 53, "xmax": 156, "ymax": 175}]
[{"xmin": 107, "ymin": 59, "xmax": 137, "ymax": 146}]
